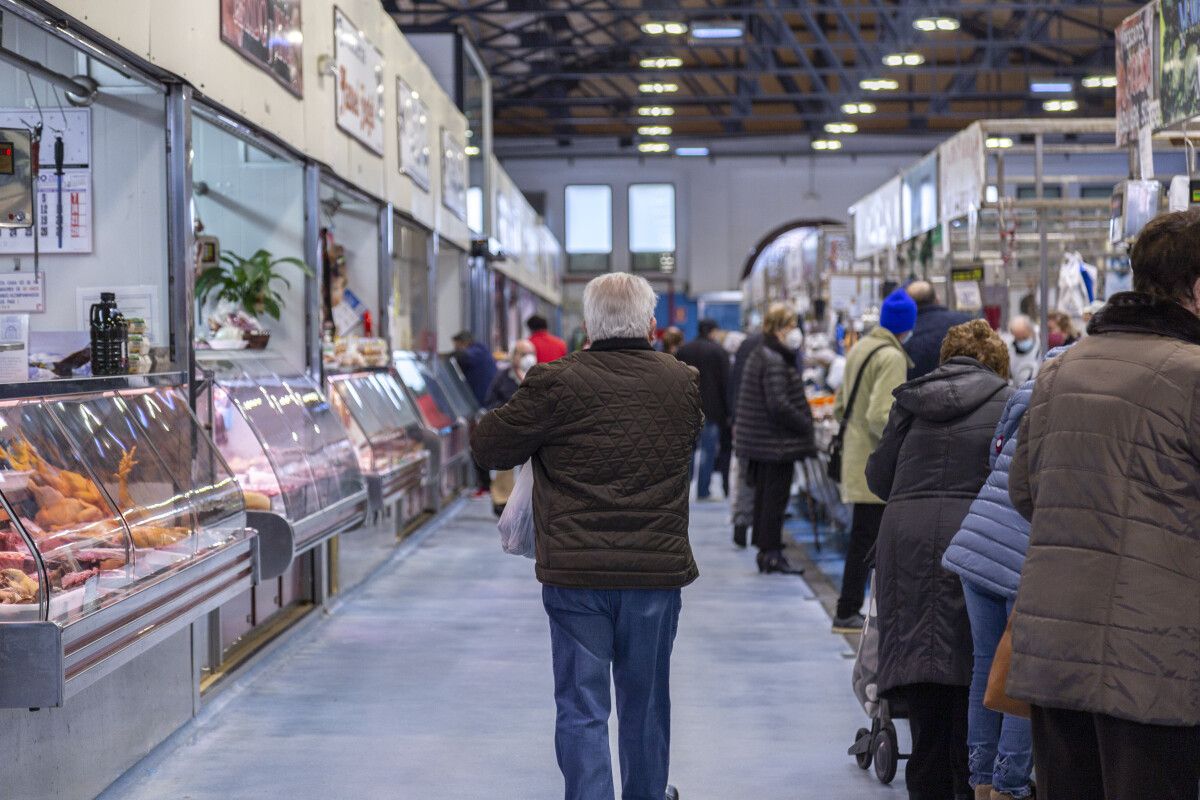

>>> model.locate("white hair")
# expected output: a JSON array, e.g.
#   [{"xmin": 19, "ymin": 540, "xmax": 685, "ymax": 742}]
[{"xmin": 583, "ymin": 272, "xmax": 657, "ymax": 341}]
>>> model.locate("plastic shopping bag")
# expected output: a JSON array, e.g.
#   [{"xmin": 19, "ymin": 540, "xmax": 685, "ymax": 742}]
[{"xmin": 497, "ymin": 461, "xmax": 535, "ymax": 559}]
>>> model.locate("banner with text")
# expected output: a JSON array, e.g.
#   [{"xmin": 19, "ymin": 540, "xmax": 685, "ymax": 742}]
[
  {"xmin": 1116, "ymin": 2, "xmax": 1161, "ymax": 144},
  {"xmin": 334, "ymin": 7, "xmax": 384, "ymax": 155}
]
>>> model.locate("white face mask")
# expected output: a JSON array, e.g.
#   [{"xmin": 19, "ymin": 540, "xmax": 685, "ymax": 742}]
[
  {"xmin": 783, "ymin": 328, "xmax": 804, "ymax": 351},
  {"xmin": 518, "ymin": 354, "xmax": 537, "ymax": 374}
]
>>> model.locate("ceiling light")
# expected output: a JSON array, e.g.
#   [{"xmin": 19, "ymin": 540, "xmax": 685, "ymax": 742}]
[
  {"xmin": 638, "ymin": 125, "xmax": 673, "ymax": 136},
  {"xmin": 914, "ymin": 16, "xmax": 960, "ymax": 32},
  {"xmin": 884, "ymin": 52, "xmax": 924, "ymax": 67},
  {"xmin": 640, "ymin": 56, "xmax": 683, "ymax": 69},
  {"xmin": 638, "ymin": 106, "xmax": 675, "ymax": 116},
  {"xmin": 641, "ymin": 21, "xmax": 688, "ymax": 35},
  {"xmin": 638, "ymin": 141, "xmax": 671, "ymax": 154},
  {"xmin": 1042, "ymin": 99, "xmax": 1079, "ymax": 112},
  {"xmin": 690, "ymin": 20, "xmax": 745, "ymax": 40},
  {"xmin": 465, "ymin": 145, "xmax": 480, "ymax": 156},
  {"xmin": 1082, "ymin": 75, "xmax": 1118, "ymax": 89},
  {"xmin": 985, "ymin": 137, "xmax": 1013, "ymax": 149},
  {"xmin": 860, "ymin": 78, "xmax": 899, "ymax": 91},
  {"xmin": 825, "ymin": 122, "xmax": 858, "ymax": 134},
  {"xmin": 1030, "ymin": 80, "xmax": 1074, "ymax": 94},
  {"xmin": 675, "ymin": 147, "xmax": 709, "ymax": 157},
  {"xmin": 639, "ymin": 82, "xmax": 679, "ymax": 93},
  {"xmin": 841, "ymin": 102, "xmax": 876, "ymax": 115},
  {"xmin": 812, "ymin": 139, "xmax": 843, "ymax": 151}
]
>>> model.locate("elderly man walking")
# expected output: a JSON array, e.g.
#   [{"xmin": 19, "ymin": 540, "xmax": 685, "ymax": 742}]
[{"xmin": 471, "ymin": 272, "xmax": 702, "ymax": 800}]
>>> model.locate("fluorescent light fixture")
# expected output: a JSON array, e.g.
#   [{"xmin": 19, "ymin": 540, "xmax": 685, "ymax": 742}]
[
  {"xmin": 812, "ymin": 139, "xmax": 843, "ymax": 151},
  {"xmin": 884, "ymin": 52, "xmax": 924, "ymax": 67},
  {"xmin": 1042, "ymin": 99, "xmax": 1079, "ymax": 112},
  {"xmin": 638, "ymin": 125, "xmax": 673, "ymax": 136},
  {"xmin": 914, "ymin": 16, "xmax": 960, "ymax": 31},
  {"xmin": 640, "ymin": 56, "xmax": 683, "ymax": 69},
  {"xmin": 639, "ymin": 82, "xmax": 679, "ymax": 93},
  {"xmin": 638, "ymin": 141, "xmax": 671, "ymax": 154},
  {"xmin": 1030, "ymin": 80, "xmax": 1073, "ymax": 94},
  {"xmin": 985, "ymin": 137, "xmax": 1014, "ymax": 149},
  {"xmin": 860, "ymin": 78, "xmax": 899, "ymax": 91},
  {"xmin": 637, "ymin": 106, "xmax": 675, "ymax": 116},
  {"xmin": 691, "ymin": 20, "xmax": 745, "ymax": 40},
  {"xmin": 641, "ymin": 21, "xmax": 688, "ymax": 35},
  {"xmin": 465, "ymin": 145, "xmax": 480, "ymax": 156},
  {"xmin": 825, "ymin": 122, "xmax": 858, "ymax": 134},
  {"xmin": 841, "ymin": 102, "xmax": 877, "ymax": 115},
  {"xmin": 1082, "ymin": 75, "xmax": 1118, "ymax": 89},
  {"xmin": 675, "ymin": 147, "xmax": 710, "ymax": 157}
]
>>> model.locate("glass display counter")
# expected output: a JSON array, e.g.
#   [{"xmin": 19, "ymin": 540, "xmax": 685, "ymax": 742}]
[
  {"xmin": 391, "ymin": 351, "xmax": 471, "ymax": 503},
  {"xmin": 0, "ymin": 385, "xmax": 264, "ymax": 709},
  {"xmin": 326, "ymin": 370, "xmax": 431, "ymax": 518},
  {"xmin": 436, "ymin": 355, "xmax": 482, "ymax": 421}
]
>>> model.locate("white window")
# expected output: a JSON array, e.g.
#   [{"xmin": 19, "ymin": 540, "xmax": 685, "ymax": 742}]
[
  {"xmin": 565, "ymin": 185, "xmax": 612, "ymax": 271},
  {"xmin": 629, "ymin": 183, "xmax": 676, "ymax": 273}
]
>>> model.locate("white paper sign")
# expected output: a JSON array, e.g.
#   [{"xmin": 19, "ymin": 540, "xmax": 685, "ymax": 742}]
[
  {"xmin": 939, "ymin": 122, "xmax": 986, "ymax": 223},
  {"xmin": 953, "ymin": 281, "xmax": 983, "ymax": 311},
  {"xmin": 0, "ymin": 313, "xmax": 28, "ymax": 382},
  {"xmin": 396, "ymin": 78, "xmax": 431, "ymax": 191},
  {"xmin": 0, "ymin": 107, "xmax": 92, "ymax": 254},
  {"xmin": 334, "ymin": 8, "xmax": 385, "ymax": 156},
  {"xmin": 1138, "ymin": 125, "xmax": 1155, "ymax": 180},
  {"xmin": 441, "ymin": 128, "xmax": 468, "ymax": 222},
  {"xmin": 0, "ymin": 271, "xmax": 45, "ymax": 312},
  {"xmin": 850, "ymin": 176, "xmax": 901, "ymax": 260},
  {"xmin": 75, "ymin": 285, "xmax": 160, "ymax": 346}
]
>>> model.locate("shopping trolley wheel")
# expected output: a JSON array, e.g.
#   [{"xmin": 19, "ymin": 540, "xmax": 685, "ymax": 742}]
[
  {"xmin": 852, "ymin": 727, "xmax": 873, "ymax": 770},
  {"xmin": 873, "ymin": 723, "xmax": 899, "ymax": 785}
]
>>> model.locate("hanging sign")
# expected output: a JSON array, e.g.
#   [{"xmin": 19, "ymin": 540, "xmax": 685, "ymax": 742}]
[
  {"xmin": 0, "ymin": 108, "xmax": 91, "ymax": 255},
  {"xmin": 441, "ymin": 128, "xmax": 468, "ymax": 222},
  {"xmin": 396, "ymin": 78, "xmax": 431, "ymax": 191},
  {"xmin": 220, "ymin": 0, "xmax": 303, "ymax": 97},
  {"xmin": 951, "ymin": 267, "xmax": 984, "ymax": 312},
  {"xmin": 1159, "ymin": 0, "xmax": 1200, "ymax": 129},
  {"xmin": 1116, "ymin": 3, "xmax": 1161, "ymax": 145},
  {"xmin": 334, "ymin": 7, "xmax": 385, "ymax": 156},
  {"xmin": 0, "ymin": 272, "xmax": 44, "ymax": 313},
  {"xmin": 850, "ymin": 176, "xmax": 901, "ymax": 261},
  {"xmin": 938, "ymin": 122, "xmax": 985, "ymax": 223}
]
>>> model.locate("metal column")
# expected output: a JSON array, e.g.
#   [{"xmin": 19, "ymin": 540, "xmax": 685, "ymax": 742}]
[
  {"xmin": 1035, "ymin": 133, "xmax": 1050, "ymax": 355},
  {"xmin": 302, "ymin": 162, "xmax": 323, "ymax": 381},
  {"xmin": 378, "ymin": 203, "xmax": 395, "ymax": 346},
  {"xmin": 166, "ymin": 84, "xmax": 195, "ymax": 398}
]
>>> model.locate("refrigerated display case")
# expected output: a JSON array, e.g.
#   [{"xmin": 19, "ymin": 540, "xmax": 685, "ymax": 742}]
[
  {"xmin": 391, "ymin": 351, "xmax": 471, "ymax": 502},
  {"xmin": 0, "ymin": 384, "xmax": 276, "ymax": 709},
  {"xmin": 436, "ymin": 355, "xmax": 483, "ymax": 422},
  {"xmin": 326, "ymin": 370, "xmax": 431, "ymax": 522}
]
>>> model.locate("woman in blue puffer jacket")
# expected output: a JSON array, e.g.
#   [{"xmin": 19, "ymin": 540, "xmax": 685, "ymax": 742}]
[{"xmin": 942, "ymin": 346, "xmax": 1068, "ymax": 800}]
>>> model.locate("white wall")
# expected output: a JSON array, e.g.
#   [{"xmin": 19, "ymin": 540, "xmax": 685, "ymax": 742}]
[{"xmin": 501, "ymin": 150, "xmax": 936, "ymax": 295}]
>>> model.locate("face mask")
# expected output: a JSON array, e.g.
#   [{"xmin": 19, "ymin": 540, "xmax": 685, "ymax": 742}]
[
  {"xmin": 783, "ymin": 328, "xmax": 804, "ymax": 351},
  {"xmin": 1047, "ymin": 332, "xmax": 1066, "ymax": 348},
  {"xmin": 1014, "ymin": 338, "xmax": 1035, "ymax": 354},
  {"xmin": 518, "ymin": 354, "xmax": 537, "ymax": 374}
]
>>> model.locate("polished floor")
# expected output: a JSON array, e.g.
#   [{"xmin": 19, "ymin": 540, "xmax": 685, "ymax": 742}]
[{"xmin": 100, "ymin": 498, "xmax": 905, "ymax": 799}]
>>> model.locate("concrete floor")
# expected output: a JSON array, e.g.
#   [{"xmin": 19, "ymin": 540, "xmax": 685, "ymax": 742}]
[{"xmin": 100, "ymin": 498, "xmax": 905, "ymax": 800}]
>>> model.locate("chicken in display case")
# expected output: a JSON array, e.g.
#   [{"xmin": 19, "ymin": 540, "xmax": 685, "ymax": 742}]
[
  {"xmin": 0, "ymin": 385, "xmax": 266, "ymax": 709},
  {"xmin": 326, "ymin": 370, "xmax": 431, "ymax": 519},
  {"xmin": 391, "ymin": 351, "xmax": 471, "ymax": 503}
]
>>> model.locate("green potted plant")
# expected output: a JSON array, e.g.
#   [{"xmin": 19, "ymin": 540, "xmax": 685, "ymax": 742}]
[{"xmin": 196, "ymin": 248, "xmax": 314, "ymax": 349}]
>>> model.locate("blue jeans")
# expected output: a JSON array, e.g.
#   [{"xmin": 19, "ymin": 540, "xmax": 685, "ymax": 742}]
[
  {"xmin": 690, "ymin": 421, "xmax": 721, "ymax": 498},
  {"xmin": 961, "ymin": 578, "xmax": 1034, "ymax": 797},
  {"xmin": 543, "ymin": 586, "xmax": 682, "ymax": 800}
]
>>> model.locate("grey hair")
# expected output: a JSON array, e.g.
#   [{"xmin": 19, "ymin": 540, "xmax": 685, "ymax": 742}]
[{"xmin": 583, "ymin": 272, "xmax": 657, "ymax": 341}]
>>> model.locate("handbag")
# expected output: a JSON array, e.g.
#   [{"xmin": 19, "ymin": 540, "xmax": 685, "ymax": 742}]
[
  {"xmin": 827, "ymin": 344, "xmax": 886, "ymax": 482},
  {"xmin": 496, "ymin": 461, "xmax": 536, "ymax": 559},
  {"xmin": 984, "ymin": 614, "xmax": 1032, "ymax": 718}
]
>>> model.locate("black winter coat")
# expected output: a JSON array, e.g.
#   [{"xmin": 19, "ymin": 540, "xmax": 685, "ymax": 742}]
[
  {"xmin": 483, "ymin": 367, "xmax": 520, "ymax": 410},
  {"xmin": 904, "ymin": 305, "xmax": 973, "ymax": 380},
  {"xmin": 733, "ymin": 339, "xmax": 815, "ymax": 463},
  {"xmin": 866, "ymin": 357, "xmax": 1012, "ymax": 694},
  {"xmin": 675, "ymin": 336, "xmax": 731, "ymax": 428},
  {"xmin": 728, "ymin": 333, "xmax": 763, "ymax": 423}
]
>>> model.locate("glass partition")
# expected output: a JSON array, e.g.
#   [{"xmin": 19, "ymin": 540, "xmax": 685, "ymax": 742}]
[
  {"xmin": 328, "ymin": 372, "xmax": 425, "ymax": 474},
  {"xmin": 392, "ymin": 352, "xmax": 457, "ymax": 431},
  {"xmin": 436, "ymin": 356, "xmax": 480, "ymax": 418}
]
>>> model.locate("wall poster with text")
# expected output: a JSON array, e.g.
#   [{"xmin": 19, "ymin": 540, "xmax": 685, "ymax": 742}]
[
  {"xmin": 220, "ymin": 0, "xmax": 304, "ymax": 97},
  {"xmin": 441, "ymin": 128, "xmax": 468, "ymax": 223},
  {"xmin": 1116, "ymin": 2, "xmax": 1161, "ymax": 144},
  {"xmin": 396, "ymin": 78, "xmax": 431, "ymax": 191},
  {"xmin": 334, "ymin": 7, "xmax": 385, "ymax": 155}
]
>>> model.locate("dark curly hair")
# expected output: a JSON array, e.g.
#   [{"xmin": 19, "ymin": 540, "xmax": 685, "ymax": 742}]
[{"xmin": 939, "ymin": 319, "xmax": 1010, "ymax": 379}]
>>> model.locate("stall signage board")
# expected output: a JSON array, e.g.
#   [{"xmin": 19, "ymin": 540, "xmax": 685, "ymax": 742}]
[
  {"xmin": 1159, "ymin": 0, "xmax": 1200, "ymax": 129},
  {"xmin": 0, "ymin": 272, "xmax": 45, "ymax": 312},
  {"xmin": 333, "ymin": 8, "xmax": 385, "ymax": 156},
  {"xmin": 219, "ymin": 0, "xmax": 303, "ymax": 97},
  {"xmin": 1116, "ymin": 3, "xmax": 1161, "ymax": 145},
  {"xmin": 396, "ymin": 78, "xmax": 431, "ymax": 191},
  {"xmin": 850, "ymin": 176, "xmax": 901, "ymax": 261},
  {"xmin": 0, "ymin": 108, "xmax": 91, "ymax": 255},
  {"xmin": 902, "ymin": 153, "xmax": 939, "ymax": 240},
  {"xmin": 951, "ymin": 267, "xmax": 984, "ymax": 312},
  {"xmin": 441, "ymin": 129, "xmax": 468, "ymax": 223},
  {"xmin": 938, "ymin": 123, "xmax": 985, "ymax": 224}
]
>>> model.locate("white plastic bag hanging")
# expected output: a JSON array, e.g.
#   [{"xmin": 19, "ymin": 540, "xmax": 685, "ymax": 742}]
[{"xmin": 497, "ymin": 461, "xmax": 536, "ymax": 559}]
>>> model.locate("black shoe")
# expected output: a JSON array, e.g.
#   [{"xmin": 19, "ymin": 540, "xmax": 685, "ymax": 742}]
[
  {"xmin": 732, "ymin": 525, "xmax": 747, "ymax": 549},
  {"xmin": 493, "ymin": 503, "xmax": 505, "ymax": 518},
  {"xmin": 666, "ymin": 786, "xmax": 680, "ymax": 800},
  {"xmin": 831, "ymin": 612, "xmax": 865, "ymax": 633},
  {"xmin": 756, "ymin": 550, "xmax": 804, "ymax": 575}
]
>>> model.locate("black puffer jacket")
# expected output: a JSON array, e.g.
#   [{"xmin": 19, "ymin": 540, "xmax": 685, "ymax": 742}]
[
  {"xmin": 471, "ymin": 338, "xmax": 703, "ymax": 589},
  {"xmin": 733, "ymin": 338, "xmax": 815, "ymax": 463},
  {"xmin": 866, "ymin": 357, "xmax": 1012, "ymax": 694}
]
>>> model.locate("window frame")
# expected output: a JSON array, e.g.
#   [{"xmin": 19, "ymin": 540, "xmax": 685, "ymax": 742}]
[
  {"xmin": 564, "ymin": 183, "xmax": 613, "ymax": 273},
  {"xmin": 627, "ymin": 182, "xmax": 677, "ymax": 274}
]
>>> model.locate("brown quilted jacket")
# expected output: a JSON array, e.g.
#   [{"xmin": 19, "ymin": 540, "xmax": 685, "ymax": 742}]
[
  {"xmin": 1008, "ymin": 292, "xmax": 1200, "ymax": 725},
  {"xmin": 470, "ymin": 338, "xmax": 703, "ymax": 589}
]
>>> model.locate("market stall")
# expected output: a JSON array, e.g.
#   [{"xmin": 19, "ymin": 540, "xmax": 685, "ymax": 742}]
[{"xmin": 392, "ymin": 349, "xmax": 471, "ymax": 504}]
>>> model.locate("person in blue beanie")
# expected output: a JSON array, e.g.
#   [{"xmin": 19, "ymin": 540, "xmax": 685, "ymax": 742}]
[{"xmin": 830, "ymin": 288, "xmax": 917, "ymax": 632}]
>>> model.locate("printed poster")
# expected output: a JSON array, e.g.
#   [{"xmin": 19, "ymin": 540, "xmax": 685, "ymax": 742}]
[
  {"xmin": 1160, "ymin": 0, "xmax": 1200, "ymax": 128},
  {"xmin": 397, "ymin": 77, "xmax": 431, "ymax": 191},
  {"xmin": 334, "ymin": 7, "xmax": 385, "ymax": 156},
  {"xmin": 1116, "ymin": 3, "xmax": 1161, "ymax": 145},
  {"xmin": 441, "ymin": 128, "xmax": 468, "ymax": 223},
  {"xmin": 219, "ymin": 0, "xmax": 304, "ymax": 97}
]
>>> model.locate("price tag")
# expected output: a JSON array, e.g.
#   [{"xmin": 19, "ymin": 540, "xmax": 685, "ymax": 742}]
[{"xmin": 0, "ymin": 272, "xmax": 45, "ymax": 313}]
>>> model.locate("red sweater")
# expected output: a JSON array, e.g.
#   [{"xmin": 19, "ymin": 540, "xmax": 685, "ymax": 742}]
[{"xmin": 530, "ymin": 330, "xmax": 567, "ymax": 363}]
